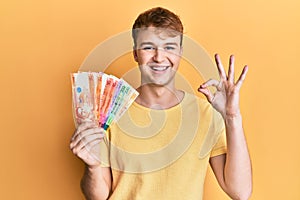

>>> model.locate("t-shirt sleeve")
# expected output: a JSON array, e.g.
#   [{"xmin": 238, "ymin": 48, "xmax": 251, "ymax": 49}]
[
  {"xmin": 198, "ymin": 106, "xmax": 227, "ymax": 159},
  {"xmin": 210, "ymin": 127, "xmax": 227, "ymax": 157}
]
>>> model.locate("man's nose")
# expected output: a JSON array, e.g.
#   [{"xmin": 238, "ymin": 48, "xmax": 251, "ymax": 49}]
[{"xmin": 153, "ymin": 48, "xmax": 165, "ymax": 63}]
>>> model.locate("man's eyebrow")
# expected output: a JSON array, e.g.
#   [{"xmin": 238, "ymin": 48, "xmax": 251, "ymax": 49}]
[
  {"xmin": 164, "ymin": 42, "xmax": 179, "ymax": 46},
  {"xmin": 139, "ymin": 42, "xmax": 179, "ymax": 46},
  {"xmin": 139, "ymin": 42, "xmax": 154, "ymax": 46}
]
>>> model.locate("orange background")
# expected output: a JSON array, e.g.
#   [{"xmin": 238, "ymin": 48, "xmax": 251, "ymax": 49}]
[{"xmin": 1, "ymin": 0, "xmax": 300, "ymax": 199}]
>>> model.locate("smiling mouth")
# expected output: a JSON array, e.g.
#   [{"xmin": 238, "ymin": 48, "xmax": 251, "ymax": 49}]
[{"xmin": 150, "ymin": 66, "xmax": 169, "ymax": 71}]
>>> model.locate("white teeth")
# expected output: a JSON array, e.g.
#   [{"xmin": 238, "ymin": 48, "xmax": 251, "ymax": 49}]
[{"xmin": 151, "ymin": 66, "xmax": 168, "ymax": 71}]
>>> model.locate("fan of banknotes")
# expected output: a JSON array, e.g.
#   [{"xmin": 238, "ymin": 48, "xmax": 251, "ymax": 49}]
[{"xmin": 71, "ymin": 72, "xmax": 139, "ymax": 130}]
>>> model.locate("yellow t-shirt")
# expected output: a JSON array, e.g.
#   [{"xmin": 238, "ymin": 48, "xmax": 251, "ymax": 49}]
[{"xmin": 99, "ymin": 92, "xmax": 227, "ymax": 200}]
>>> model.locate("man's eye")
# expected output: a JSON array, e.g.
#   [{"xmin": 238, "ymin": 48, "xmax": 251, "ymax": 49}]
[
  {"xmin": 142, "ymin": 46, "xmax": 155, "ymax": 50},
  {"xmin": 165, "ymin": 46, "xmax": 175, "ymax": 50}
]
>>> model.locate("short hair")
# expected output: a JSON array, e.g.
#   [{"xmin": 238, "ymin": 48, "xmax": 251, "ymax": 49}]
[{"xmin": 132, "ymin": 7, "xmax": 184, "ymax": 47}]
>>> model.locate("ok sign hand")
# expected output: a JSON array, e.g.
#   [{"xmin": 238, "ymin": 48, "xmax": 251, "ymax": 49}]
[{"xmin": 198, "ymin": 54, "xmax": 248, "ymax": 119}]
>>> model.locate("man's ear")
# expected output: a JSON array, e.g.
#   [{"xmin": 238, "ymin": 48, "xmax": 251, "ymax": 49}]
[
  {"xmin": 133, "ymin": 47, "xmax": 138, "ymax": 62},
  {"xmin": 179, "ymin": 46, "xmax": 183, "ymax": 57}
]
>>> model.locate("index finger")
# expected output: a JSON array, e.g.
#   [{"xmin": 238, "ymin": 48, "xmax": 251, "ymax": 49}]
[
  {"xmin": 72, "ymin": 121, "xmax": 99, "ymax": 141},
  {"xmin": 215, "ymin": 54, "xmax": 227, "ymax": 80}
]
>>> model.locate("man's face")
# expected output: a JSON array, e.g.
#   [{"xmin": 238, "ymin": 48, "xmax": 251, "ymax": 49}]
[{"xmin": 133, "ymin": 27, "xmax": 183, "ymax": 87}]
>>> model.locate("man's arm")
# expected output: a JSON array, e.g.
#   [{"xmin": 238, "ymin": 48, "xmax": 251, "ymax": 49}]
[
  {"xmin": 81, "ymin": 165, "xmax": 111, "ymax": 200},
  {"xmin": 210, "ymin": 114, "xmax": 252, "ymax": 200},
  {"xmin": 70, "ymin": 122, "xmax": 112, "ymax": 200},
  {"xmin": 198, "ymin": 54, "xmax": 252, "ymax": 199}
]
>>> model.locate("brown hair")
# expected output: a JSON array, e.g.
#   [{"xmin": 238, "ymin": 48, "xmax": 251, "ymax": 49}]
[{"xmin": 132, "ymin": 7, "xmax": 184, "ymax": 47}]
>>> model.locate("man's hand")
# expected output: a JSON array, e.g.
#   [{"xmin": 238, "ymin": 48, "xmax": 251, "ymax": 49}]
[
  {"xmin": 70, "ymin": 122, "xmax": 112, "ymax": 200},
  {"xmin": 198, "ymin": 54, "xmax": 248, "ymax": 118},
  {"xmin": 199, "ymin": 54, "xmax": 252, "ymax": 199},
  {"xmin": 70, "ymin": 122, "xmax": 105, "ymax": 168}
]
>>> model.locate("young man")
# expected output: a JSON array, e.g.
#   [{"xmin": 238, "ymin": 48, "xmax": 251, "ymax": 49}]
[{"xmin": 70, "ymin": 7, "xmax": 252, "ymax": 200}]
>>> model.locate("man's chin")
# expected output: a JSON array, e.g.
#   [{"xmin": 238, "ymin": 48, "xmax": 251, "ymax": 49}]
[
  {"xmin": 141, "ymin": 76, "xmax": 174, "ymax": 87},
  {"xmin": 143, "ymin": 81, "xmax": 170, "ymax": 87}
]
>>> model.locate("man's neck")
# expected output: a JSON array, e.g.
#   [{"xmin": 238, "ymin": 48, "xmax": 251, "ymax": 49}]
[{"xmin": 135, "ymin": 84, "xmax": 184, "ymax": 110}]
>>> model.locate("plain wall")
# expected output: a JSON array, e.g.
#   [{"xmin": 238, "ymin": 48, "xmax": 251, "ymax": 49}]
[{"xmin": 1, "ymin": 0, "xmax": 300, "ymax": 199}]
